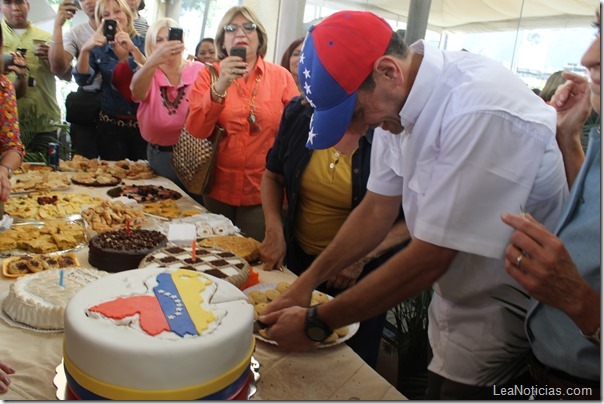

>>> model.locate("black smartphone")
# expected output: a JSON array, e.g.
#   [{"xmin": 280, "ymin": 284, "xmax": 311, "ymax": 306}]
[
  {"xmin": 168, "ymin": 27, "xmax": 183, "ymax": 42},
  {"xmin": 230, "ymin": 46, "xmax": 246, "ymax": 61},
  {"xmin": 103, "ymin": 19, "xmax": 117, "ymax": 41},
  {"xmin": 68, "ymin": 0, "xmax": 81, "ymax": 14}
]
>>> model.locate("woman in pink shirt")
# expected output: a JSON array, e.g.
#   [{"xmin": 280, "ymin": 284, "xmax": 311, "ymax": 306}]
[{"xmin": 131, "ymin": 18, "xmax": 205, "ymax": 194}]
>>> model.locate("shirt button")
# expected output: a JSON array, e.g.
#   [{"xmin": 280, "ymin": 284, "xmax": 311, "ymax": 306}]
[
  {"xmin": 329, "ymin": 163, "xmax": 335, "ymax": 169},
  {"xmin": 334, "ymin": 152, "xmax": 340, "ymax": 158}
]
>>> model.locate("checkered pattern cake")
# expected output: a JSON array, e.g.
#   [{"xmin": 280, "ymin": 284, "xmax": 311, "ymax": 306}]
[{"xmin": 138, "ymin": 245, "xmax": 250, "ymax": 288}]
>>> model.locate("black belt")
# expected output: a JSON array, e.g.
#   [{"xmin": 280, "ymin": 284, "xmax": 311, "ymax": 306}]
[{"xmin": 149, "ymin": 143, "xmax": 173, "ymax": 152}]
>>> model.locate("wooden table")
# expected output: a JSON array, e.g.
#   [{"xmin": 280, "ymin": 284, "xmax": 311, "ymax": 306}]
[{"xmin": 0, "ymin": 174, "xmax": 406, "ymax": 400}]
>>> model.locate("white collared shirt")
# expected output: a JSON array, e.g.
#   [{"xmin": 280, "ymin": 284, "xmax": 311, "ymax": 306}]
[{"xmin": 368, "ymin": 40, "xmax": 568, "ymax": 385}]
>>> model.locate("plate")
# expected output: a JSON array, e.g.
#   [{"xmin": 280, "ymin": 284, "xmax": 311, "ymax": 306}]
[{"xmin": 243, "ymin": 283, "xmax": 360, "ymax": 348}]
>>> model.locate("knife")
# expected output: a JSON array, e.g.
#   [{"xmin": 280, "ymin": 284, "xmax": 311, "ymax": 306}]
[{"xmin": 253, "ymin": 320, "xmax": 269, "ymax": 333}]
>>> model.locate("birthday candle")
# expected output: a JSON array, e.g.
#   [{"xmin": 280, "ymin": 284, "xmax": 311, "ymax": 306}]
[
  {"xmin": 59, "ymin": 269, "xmax": 64, "ymax": 287},
  {"xmin": 191, "ymin": 239, "xmax": 197, "ymax": 261}
]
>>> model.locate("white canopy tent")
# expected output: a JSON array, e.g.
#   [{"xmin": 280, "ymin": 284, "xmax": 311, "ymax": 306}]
[{"xmin": 308, "ymin": 0, "xmax": 598, "ymax": 33}]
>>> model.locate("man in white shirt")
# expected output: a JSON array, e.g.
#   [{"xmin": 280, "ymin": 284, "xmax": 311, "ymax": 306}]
[
  {"xmin": 260, "ymin": 10, "xmax": 568, "ymax": 399},
  {"xmin": 49, "ymin": 0, "xmax": 101, "ymax": 158}
]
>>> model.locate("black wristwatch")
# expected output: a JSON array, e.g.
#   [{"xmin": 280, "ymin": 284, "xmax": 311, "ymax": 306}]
[{"xmin": 304, "ymin": 304, "xmax": 332, "ymax": 342}]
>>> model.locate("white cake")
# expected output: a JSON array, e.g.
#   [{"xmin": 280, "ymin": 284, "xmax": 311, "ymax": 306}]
[
  {"xmin": 2, "ymin": 267, "xmax": 107, "ymax": 330},
  {"xmin": 63, "ymin": 266, "xmax": 255, "ymax": 400}
]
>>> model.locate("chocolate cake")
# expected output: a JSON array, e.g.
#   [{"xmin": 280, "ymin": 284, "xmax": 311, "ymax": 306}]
[
  {"xmin": 88, "ymin": 229, "xmax": 167, "ymax": 272},
  {"xmin": 138, "ymin": 245, "xmax": 250, "ymax": 288}
]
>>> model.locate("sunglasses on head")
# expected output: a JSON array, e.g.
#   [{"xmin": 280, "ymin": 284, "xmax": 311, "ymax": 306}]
[{"xmin": 224, "ymin": 22, "xmax": 257, "ymax": 33}]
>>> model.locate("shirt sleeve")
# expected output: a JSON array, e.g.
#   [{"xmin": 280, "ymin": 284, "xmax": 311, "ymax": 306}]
[
  {"xmin": 366, "ymin": 129, "xmax": 404, "ymax": 196},
  {"xmin": 0, "ymin": 76, "xmax": 25, "ymax": 159}
]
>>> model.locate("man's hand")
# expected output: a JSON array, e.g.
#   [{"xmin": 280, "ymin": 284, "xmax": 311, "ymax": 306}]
[
  {"xmin": 325, "ymin": 259, "xmax": 364, "ymax": 290},
  {"xmin": 54, "ymin": 0, "xmax": 78, "ymax": 27},
  {"xmin": 260, "ymin": 306, "xmax": 319, "ymax": 351}
]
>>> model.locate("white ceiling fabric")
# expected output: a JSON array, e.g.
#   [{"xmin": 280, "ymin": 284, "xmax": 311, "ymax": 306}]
[{"xmin": 316, "ymin": 0, "xmax": 598, "ymax": 33}]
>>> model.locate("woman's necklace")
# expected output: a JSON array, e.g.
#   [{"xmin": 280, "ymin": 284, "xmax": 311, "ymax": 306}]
[
  {"xmin": 160, "ymin": 85, "xmax": 187, "ymax": 116},
  {"xmin": 233, "ymin": 75, "xmax": 262, "ymax": 133}
]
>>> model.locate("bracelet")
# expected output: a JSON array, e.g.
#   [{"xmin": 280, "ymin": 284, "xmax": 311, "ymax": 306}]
[
  {"xmin": 16, "ymin": 74, "xmax": 26, "ymax": 79},
  {"xmin": 49, "ymin": 40, "xmax": 63, "ymax": 45},
  {"xmin": 0, "ymin": 163, "xmax": 13, "ymax": 178},
  {"xmin": 211, "ymin": 83, "xmax": 226, "ymax": 100},
  {"xmin": 580, "ymin": 325, "xmax": 600, "ymax": 345}
]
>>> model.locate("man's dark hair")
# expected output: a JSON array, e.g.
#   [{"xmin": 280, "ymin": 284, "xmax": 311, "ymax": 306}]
[{"xmin": 359, "ymin": 32, "xmax": 408, "ymax": 92}]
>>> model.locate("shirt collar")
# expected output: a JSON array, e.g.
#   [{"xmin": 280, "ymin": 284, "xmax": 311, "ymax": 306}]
[{"xmin": 399, "ymin": 39, "xmax": 443, "ymax": 130}]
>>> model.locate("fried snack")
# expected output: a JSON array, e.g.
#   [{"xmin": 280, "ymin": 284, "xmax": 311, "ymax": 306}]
[
  {"xmin": 81, "ymin": 200, "xmax": 146, "ymax": 234},
  {"xmin": 0, "ymin": 220, "xmax": 86, "ymax": 254},
  {"xmin": 142, "ymin": 199, "xmax": 183, "ymax": 219},
  {"xmin": 11, "ymin": 171, "xmax": 70, "ymax": 193},
  {"xmin": 5, "ymin": 192, "xmax": 101, "ymax": 220}
]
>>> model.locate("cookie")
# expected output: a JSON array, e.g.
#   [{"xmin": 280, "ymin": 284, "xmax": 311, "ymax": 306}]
[
  {"xmin": 254, "ymin": 302, "xmax": 268, "ymax": 316},
  {"xmin": 276, "ymin": 281, "xmax": 290, "ymax": 293},
  {"xmin": 249, "ymin": 290, "xmax": 267, "ymax": 304},
  {"xmin": 265, "ymin": 289, "xmax": 281, "ymax": 301},
  {"xmin": 335, "ymin": 326, "xmax": 349, "ymax": 337}
]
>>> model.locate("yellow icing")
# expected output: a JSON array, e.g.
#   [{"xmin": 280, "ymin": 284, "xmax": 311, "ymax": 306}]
[{"xmin": 171, "ymin": 269, "xmax": 216, "ymax": 334}]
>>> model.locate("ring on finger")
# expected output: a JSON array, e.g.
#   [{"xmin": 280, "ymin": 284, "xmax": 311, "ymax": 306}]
[{"xmin": 515, "ymin": 254, "xmax": 524, "ymax": 268}]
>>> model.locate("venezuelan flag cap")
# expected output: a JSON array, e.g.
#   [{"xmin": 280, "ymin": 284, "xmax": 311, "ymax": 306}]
[{"xmin": 298, "ymin": 11, "xmax": 392, "ymax": 150}]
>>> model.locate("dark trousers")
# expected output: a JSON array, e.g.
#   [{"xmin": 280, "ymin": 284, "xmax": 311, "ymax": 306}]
[
  {"xmin": 286, "ymin": 239, "xmax": 407, "ymax": 369},
  {"xmin": 528, "ymin": 354, "xmax": 600, "ymax": 400},
  {"xmin": 70, "ymin": 122, "xmax": 99, "ymax": 159},
  {"xmin": 425, "ymin": 370, "xmax": 534, "ymax": 400},
  {"xmin": 97, "ymin": 119, "xmax": 147, "ymax": 161}
]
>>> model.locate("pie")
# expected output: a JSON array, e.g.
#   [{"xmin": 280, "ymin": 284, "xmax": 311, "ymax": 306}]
[
  {"xmin": 10, "ymin": 171, "xmax": 71, "ymax": 193},
  {"xmin": 71, "ymin": 173, "xmax": 121, "ymax": 187},
  {"xmin": 107, "ymin": 185, "xmax": 182, "ymax": 203},
  {"xmin": 198, "ymin": 236, "xmax": 261, "ymax": 263},
  {"xmin": 2, "ymin": 252, "xmax": 80, "ymax": 277}
]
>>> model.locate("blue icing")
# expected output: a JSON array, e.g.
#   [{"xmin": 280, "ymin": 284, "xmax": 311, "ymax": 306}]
[{"xmin": 154, "ymin": 273, "xmax": 198, "ymax": 337}]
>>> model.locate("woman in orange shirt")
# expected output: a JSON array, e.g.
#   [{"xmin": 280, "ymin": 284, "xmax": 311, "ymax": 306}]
[{"xmin": 186, "ymin": 6, "xmax": 298, "ymax": 241}]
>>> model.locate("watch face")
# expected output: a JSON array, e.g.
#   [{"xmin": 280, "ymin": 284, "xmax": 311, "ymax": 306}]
[{"xmin": 306, "ymin": 325, "xmax": 329, "ymax": 342}]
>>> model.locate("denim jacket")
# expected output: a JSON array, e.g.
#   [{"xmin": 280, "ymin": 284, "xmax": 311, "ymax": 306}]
[{"xmin": 73, "ymin": 36, "xmax": 145, "ymax": 117}]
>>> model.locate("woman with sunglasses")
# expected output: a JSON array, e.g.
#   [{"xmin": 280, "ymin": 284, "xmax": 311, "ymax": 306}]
[{"xmin": 186, "ymin": 6, "xmax": 298, "ymax": 242}]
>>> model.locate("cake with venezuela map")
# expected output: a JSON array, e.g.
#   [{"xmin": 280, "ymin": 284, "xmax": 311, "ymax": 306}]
[{"xmin": 63, "ymin": 267, "xmax": 255, "ymax": 400}]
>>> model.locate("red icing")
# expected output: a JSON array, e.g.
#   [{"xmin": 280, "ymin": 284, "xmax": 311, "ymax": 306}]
[{"xmin": 88, "ymin": 296, "xmax": 170, "ymax": 335}]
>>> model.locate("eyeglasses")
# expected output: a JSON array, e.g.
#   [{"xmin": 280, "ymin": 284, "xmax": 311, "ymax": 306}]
[{"xmin": 224, "ymin": 23, "xmax": 257, "ymax": 34}]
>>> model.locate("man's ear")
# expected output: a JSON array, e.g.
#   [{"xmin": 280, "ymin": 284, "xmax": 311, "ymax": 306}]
[{"xmin": 374, "ymin": 56, "xmax": 402, "ymax": 84}]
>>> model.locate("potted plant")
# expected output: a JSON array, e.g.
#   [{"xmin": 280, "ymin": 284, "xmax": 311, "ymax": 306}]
[{"xmin": 388, "ymin": 288, "xmax": 433, "ymax": 399}]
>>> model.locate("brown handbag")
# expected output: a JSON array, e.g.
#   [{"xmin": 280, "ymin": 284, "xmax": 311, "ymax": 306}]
[{"xmin": 171, "ymin": 64, "xmax": 224, "ymax": 195}]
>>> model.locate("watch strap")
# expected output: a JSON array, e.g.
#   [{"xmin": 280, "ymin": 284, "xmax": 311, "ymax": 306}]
[{"xmin": 305, "ymin": 304, "xmax": 332, "ymax": 342}]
